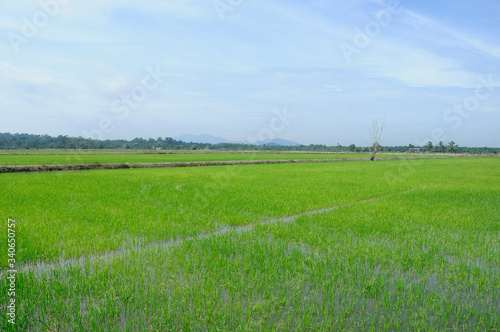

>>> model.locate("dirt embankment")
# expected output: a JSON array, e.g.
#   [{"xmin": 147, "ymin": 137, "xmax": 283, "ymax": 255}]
[{"xmin": 0, "ymin": 156, "xmax": 473, "ymax": 174}]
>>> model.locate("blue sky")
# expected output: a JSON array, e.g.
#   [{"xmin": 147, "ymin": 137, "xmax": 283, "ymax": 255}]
[{"xmin": 1, "ymin": 0, "xmax": 499, "ymax": 146}]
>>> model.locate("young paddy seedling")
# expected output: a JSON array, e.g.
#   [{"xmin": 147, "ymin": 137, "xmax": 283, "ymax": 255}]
[
  {"xmin": 0, "ymin": 152, "xmax": 423, "ymax": 166},
  {"xmin": 1, "ymin": 157, "xmax": 487, "ymax": 266},
  {"xmin": 0, "ymin": 157, "xmax": 499, "ymax": 330}
]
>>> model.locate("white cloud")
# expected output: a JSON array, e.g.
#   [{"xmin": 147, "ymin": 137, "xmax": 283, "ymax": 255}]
[
  {"xmin": 401, "ymin": 10, "xmax": 433, "ymax": 29},
  {"xmin": 98, "ymin": 74, "xmax": 129, "ymax": 95},
  {"xmin": 403, "ymin": 10, "xmax": 500, "ymax": 58},
  {"xmin": 318, "ymin": 85, "xmax": 343, "ymax": 92},
  {"xmin": 57, "ymin": 0, "xmax": 215, "ymax": 21},
  {"xmin": 333, "ymin": 9, "xmax": 490, "ymax": 88},
  {"xmin": 0, "ymin": 61, "xmax": 54, "ymax": 85},
  {"xmin": 447, "ymin": 31, "xmax": 500, "ymax": 59},
  {"xmin": 1, "ymin": 0, "xmax": 499, "ymax": 146}
]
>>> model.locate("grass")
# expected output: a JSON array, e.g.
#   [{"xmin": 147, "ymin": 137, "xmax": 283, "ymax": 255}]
[
  {"xmin": 0, "ymin": 151, "xmax": 436, "ymax": 166},
  {"xmin": 0, "ymin": 157, "xmax": 499, "ymax": 330},
  {"xmin": 1, "ymin": 158, "xmax": 495, "ymax": 265}
]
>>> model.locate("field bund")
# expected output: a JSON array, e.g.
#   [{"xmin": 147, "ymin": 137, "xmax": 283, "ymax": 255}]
[
  {"xmin": 0, "ymin": 151, "xmax": 468, "ymax": 173},
  {"xmin": 0, "ymin": 156, "xmax": 446, "ymax": 173}
]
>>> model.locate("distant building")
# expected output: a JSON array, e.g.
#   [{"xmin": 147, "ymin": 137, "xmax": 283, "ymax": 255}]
[{"xmin": 408, "ymin": 148, "xmax": 422, "ymax": 153}]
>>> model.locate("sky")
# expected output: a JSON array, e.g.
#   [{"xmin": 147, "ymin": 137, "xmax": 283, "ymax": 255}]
[{"xmin": 1, "ymin": 0, "xmax": 499, "ymax": 147}]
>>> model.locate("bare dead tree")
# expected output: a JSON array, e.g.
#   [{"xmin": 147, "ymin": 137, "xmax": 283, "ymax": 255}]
[{"xmin": 369, "ymin": 118, "xmax": 385, "ymax": 161}]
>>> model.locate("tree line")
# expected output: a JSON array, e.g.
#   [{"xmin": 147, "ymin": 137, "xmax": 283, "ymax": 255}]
[{"xmin": 0, "ymin": 133, "xmax": 498, "ymax": 154}]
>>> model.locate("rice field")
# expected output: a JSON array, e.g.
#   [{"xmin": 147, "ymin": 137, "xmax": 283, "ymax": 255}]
[
  {"xmin": 0, "ymin": 156, "xmax": 499, "ymax": 330},
  {"xmin": 0, "ymin": 151, "xmax": 434, "ymax": 166}
]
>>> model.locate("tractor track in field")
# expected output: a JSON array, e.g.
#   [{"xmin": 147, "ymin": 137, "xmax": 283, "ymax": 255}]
[
  {"xmin": 4, "ymin": 170, "xmax": 496, "ymax": 279},
  {"xmin": 5, "ymin": 178, "xmax": 470, "ymax": 279}
]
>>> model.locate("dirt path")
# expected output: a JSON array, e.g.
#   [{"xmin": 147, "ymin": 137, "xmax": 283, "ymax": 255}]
[{"xmin": 0, "ymin": 156, "xmax": 455, "ymax": 173}]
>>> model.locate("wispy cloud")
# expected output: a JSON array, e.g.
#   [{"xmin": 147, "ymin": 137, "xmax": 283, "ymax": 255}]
[
  {"xmin": 1, "ymin": 0, "xmax": 499, "ymax": 146},
  {"xmin": 403, "ymin": 10, "xmax": 500, "ymax": 58},
  {"xmin": 0, "ymin": 61, "xmax": 55, "ymax": 86}
]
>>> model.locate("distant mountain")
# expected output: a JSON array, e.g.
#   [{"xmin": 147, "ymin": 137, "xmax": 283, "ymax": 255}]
[
  {"xmin": 175, "ymin": 134, "xmax": 301, "ymax": 147},
  {"xmin": 175, "ymin": 134, "xmax": 232, "ymax": 145},
  {"xmin": 255, "ymin": 138, "xmax": 300, "ymax": 146}
]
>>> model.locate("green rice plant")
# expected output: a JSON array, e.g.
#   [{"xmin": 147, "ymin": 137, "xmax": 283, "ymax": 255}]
[
  {"xmin": 0, "ymin": 157, "xmax": 498, "ymax": 330},
  {"xmin": 4, "ymin": 171, "xmax": 499, "ymax": 330},
  {"xmin": 0, "ymin": 152, "xmax": 434, "ymax": 166},
  {"xmin": 1, "ymin": 158, "xmax": 497, "ymax": 266}
]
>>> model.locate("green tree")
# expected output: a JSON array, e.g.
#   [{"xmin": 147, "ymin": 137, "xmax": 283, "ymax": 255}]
[
  {"xmin": 425, "ymin": 141, "xmax": 433, "ymax": 152},
  {"xmin": 447, "ymin": 141, "xmax": 458, "ymax": 153},
  {"xmin": 436, "ymin": 141, "xmax": 445, "ymax": 153}
]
